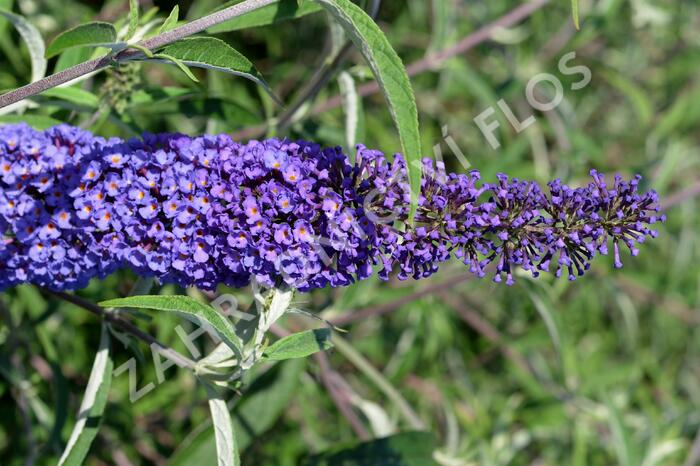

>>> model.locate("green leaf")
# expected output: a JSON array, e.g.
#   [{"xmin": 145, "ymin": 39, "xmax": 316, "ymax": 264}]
[
  {"xmin": 154, "ymin": 37, "xmax": 278, "ymax": 103},
  {"xmin": 338, "ymin": 70, "xmax": 365, "ymax": 153},
  {"xmin": 45, "ymin": 22, "xmax": 118, "ymax": 59},
  {"xmin": 99, "ymin": 295, "xmax": 243, "ymax": 358},
  {"xmin": 58, "ymin": 324, "xmax": 113, "ymax": 466},
  {"xmin": 204, "ymin": 384, "xmax": 240, "ymax": 466},
  {"xmin": 0, "ymin": 9, "xmax": 46, "ymax": 83},
  {"xmin": 127, "ymin": 0, "xmax": 139, "ymax": 40},
  {"xmin": 207, "ymin": 0, "xmax": 322, "ymax": 33},
  {"xmin": 314, "ymin": 0, "xmax": 422, "ymax": 222},
  {"xmin": 0, "ymin": 114, "xmax": 62, "ymax": 129},
  {"xmin": 141, "ymin": 6, "xmax": 159, "ymax": 25},
  {"xmin": 40, "ymin": 87, "xmax": 99, "ymax": 108},
  {"xmin": 304, "ymin": 432, "xmax": 439, "ymax": 466},
  {"xmin": 153, "ymin": 52, "xmax": 200, "ymax": 82},
  {"xmin": 158, "ymin": 5, "xmax": 179, "ymax": 34},
  {"xmin": 0, "ymin": 0, "xmax": 12, "ymax": 36},
  {"xmin": 571, "ymin": 0, "xmax": 580, "ymax": 29},
  {"xmin": 263, "ymin": 328, "xmax": 333, "ymax": 361}
]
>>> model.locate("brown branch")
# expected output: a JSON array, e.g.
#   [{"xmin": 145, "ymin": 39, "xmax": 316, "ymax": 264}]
[
  {"xmin": 0, "ymin": 0, "xmax": 277, "ymax": 110},
  {"xmin": 438, "ymin": 291, "xmax": 532, "ymax": 374},
  {"xmin": 614, "ymin": 276, "xmax": 700, "ymax": 324},
  {"xmin": 314, "ymin": 351, "xmax": 372, "ymax": 440},
  {"xmin": 661, "ymin": 181, "xmax": 700, "ymax": 211}
]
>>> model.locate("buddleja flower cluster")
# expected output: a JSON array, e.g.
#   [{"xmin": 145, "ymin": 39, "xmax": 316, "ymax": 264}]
[{"xmin": 0, "ymin": 123, "xmax": 663, "ymax": 292}]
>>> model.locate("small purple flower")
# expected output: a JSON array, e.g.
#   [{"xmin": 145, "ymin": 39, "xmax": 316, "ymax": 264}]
[
  {"xmin": 105, "ymin": 151, "xmax": 128, "ymax": 168},
  {"xmin": 293, "ymin": 220, "xmax": 314, "ymax": 243},
  {"xmin": 228, "ymin": 230, "xmax": 250, "ymax": 248},
  {"xmin": 322, "ymin": 194, "xmax": 343, "ymax": 216},
  {"xmin": 273, "ymin": 224, "xmax": 293, "ymax": 245},
  {"xmin": 276, "ymin": 192, "xmax": 295, "ymax": 214},
  {"xmin": 128, "ymin": 187, "xmax": 150, "ymax": 204},
  {"xmin": 138, "ymin": 202, "xmax": 159, "ymax": 220},
  {"xmin": 283, "ymin": 165, "xmax": 301, "ymax": 184},
  {"xmin": 263, "ymin": 149, "xmax": 287, "ymax": 170},
  {"xmin": 82, "ymin": 161, "xmax": 102, "ymax": 182},
  {"xmin": 243, "ymin": 196, "xmax": 262, "ymax": 223},
  {"xmin": 193, "ymin": 240, "xmax": 211, "ymax": 263}
]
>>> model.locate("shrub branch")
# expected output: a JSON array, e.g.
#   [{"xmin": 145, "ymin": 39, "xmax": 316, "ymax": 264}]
[{"xmin": 0, "ymin": 0, "xmax": 277, "ymax": 110}]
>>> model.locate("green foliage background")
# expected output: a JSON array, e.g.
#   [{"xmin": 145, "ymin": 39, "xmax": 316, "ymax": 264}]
[{"xmin": 0, "ymin": 0, "xmax": 698, "ymax": 465}]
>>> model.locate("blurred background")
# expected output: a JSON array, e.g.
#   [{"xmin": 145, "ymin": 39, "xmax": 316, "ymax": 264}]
[{"xmin": 1, "ymin": 0, "xmax": 699, "ymax": 464}]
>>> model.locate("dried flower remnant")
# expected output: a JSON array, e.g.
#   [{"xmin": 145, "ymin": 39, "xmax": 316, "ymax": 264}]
[{"xmin": 0, "ymin": 124, "xmax": 664, "ymax": 292}]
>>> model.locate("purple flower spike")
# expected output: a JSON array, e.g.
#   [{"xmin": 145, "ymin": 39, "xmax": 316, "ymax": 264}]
[{"xmin": 0, "ymin": 124, "xmax": 663, "ymax": 292}]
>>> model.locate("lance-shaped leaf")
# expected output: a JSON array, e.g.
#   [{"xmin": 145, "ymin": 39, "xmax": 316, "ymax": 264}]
[
  {"xmin": 155, "ymin": 37, "xmax": 278, "ymax": 103},
  {"xmin": 99, "ymin": 295, "xmax": 243, "ymax": 358},
  {"xmin": 263, "ymin": 328, "xmax": 333, "ymax": 361},
  {"xmin": 207, "ymin": 0, "xmax": 322, "ymax": 33},
  {"xmin": 158, "ymin": 5, "xmax": 179, "ymax": 34},
  {"xmin": 0, "ymin": 9, "xmax": 46, "ymax": 83},
  {"xmin": 204, "ymin": 383, "xmax": 240, "ymax": 466},
  {"xmin": 571, "ymin": 0, "xmax": 580, "ymax": 29},
  {"xmin": 45, "ymin": 22, "xmax": 118, "ymax": 59},
  {"xmin": 58, "ymin": 324, "xmax": 113, "ymax": 466},
  {"xmin": 314, "ymin": 0, "xmax": 422, "ymax": 222},
  {"xmin": 127, "ymin": 0, "xmax": 139, "ymax": 40}
]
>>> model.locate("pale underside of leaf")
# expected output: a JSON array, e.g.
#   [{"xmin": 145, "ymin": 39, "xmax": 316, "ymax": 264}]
[
  {"xmin": 338, "ymin": 70, "xmax": 362, "ymax": 151},
  {"xmin": 0, "ymin": 9, "xmax": 47, "ymax": 114},
  {"xmin": 204, "ymin": 384, "xmax": 240, "ymax": 466},
  {"xmin": 58, "ymin": 324, "xmax": 113, "ymax": 466},
  {"xmin": 0, "ymin": 9, "xmax": 46, "ymax": 82},
  {"xmin": 168, "ymin": 360, "xmax": 304, "ymax": 464}
]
